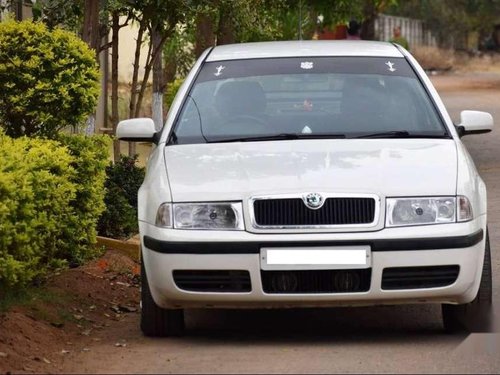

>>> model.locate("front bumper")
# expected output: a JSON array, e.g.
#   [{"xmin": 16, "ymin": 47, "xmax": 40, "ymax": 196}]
[{"xmin": 139, "ymin": 218, "xmax": 486, "ymax": 309}]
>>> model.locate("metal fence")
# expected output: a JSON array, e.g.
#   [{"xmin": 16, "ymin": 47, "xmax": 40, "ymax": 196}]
[{"xmin": 375, "ymin": 14, "xmax": 437, "ymax": 47}]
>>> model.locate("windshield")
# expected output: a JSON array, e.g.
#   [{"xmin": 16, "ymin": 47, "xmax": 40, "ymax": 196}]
[{"xmin": 169, "ymin": 57, "xmax": 448, "ymax": 144}]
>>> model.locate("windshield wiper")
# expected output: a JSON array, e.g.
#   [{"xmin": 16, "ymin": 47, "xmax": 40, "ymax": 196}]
[
  {"xmin": 354, "ymin": 131, "xmax": 448, "ymax": 139},
  {"xmin": 208, "ymin": 133, "xmax": 346, "ymax": 143}
]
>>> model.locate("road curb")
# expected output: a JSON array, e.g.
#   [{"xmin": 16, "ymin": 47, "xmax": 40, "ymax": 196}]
[{"xmin": 96, "ymin": 236, "xmax": 140, "ymax": 262}]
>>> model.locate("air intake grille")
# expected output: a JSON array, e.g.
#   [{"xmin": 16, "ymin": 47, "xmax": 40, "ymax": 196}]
[
  {"xmin": 253, "ymin": 197, "xmax": 376, "ymax": 227},
  {"xmin": 173, "ymin": 270, "xmax": 251, "ymax": 293},
  {"xmin": 382, "ymin": 265, "xmax": 460, "ymax": 290},
  {"xmin": 261, "ymin": 269, "xmax": 371, "ymax": 294}
]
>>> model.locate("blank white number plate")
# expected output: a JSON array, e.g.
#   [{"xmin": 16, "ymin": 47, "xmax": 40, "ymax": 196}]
[{"xmin": 260, "ymin": 246, "xmax": 371, "ymax": 270}]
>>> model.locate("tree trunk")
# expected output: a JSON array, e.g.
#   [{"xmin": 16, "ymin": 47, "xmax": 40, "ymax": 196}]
[
  {"xmin": 152, "ymin": 25, "xmax": 164, "ymax": 132},
  {"xmin": 82, "ymin": 0, "xmax": 101, "ymax": 135},
  {"xmin": 195, "ymin": 12, "xmax": 215, "ymax": 58},
  {"xmin": 129, "ymin": 21, "xmax": 146, "ymax": 119},
  {"xmin": 111, "ymin": 11, "xmax": 120, "ymax": 162},
  {"xmin": 361, "ymin": 0, "xmax": 377, "ymax": 41},
  {"xmin": 134, "ymin": 30, "xmax": 171, "ymax": 119},
  {"xmin": 216, "ymin": 7, "xmax": 235, "ymax": 45},
  {"xmin": 128, "ymin": 21, "xmax": 146, "ymax": 157},
  {"xmin": 82, "ymin": 0, "xmax": 101, "ymax": 55}
]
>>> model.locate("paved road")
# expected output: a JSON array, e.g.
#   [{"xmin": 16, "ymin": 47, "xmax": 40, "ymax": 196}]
[{"xmin": 63, "ymin": 74, "xmax": 500, "ymax": 374}]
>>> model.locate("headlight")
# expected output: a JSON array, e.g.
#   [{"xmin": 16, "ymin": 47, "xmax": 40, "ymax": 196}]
[
  {"xmin": 173, "ymin": 202, "xmax": 244, "ymax": 230},
  {"xmin": 387, "ymin": 197, "xmax": 457, "ymax": 227}
]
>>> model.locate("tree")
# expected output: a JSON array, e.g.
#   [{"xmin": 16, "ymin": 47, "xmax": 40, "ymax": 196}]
[
  {"xmin": 125, "ymin": 0, "xmax": 188, "ymax": 154},
  {"xmin": 0, "ymin": 20, "xmax": 100, "ymax": 138},
  {"xmin": 32, "ymin": 0, "xmax": 84, "ymax": 32}
]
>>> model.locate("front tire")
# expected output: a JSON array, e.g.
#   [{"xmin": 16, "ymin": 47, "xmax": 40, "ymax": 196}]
[
  {"xmin": 442, "ymin": 228, "xmax": 492, "ymax": 333},
  {"xmin": 141, "ymin": 254, "xmax": 185, "ymax": 337}
]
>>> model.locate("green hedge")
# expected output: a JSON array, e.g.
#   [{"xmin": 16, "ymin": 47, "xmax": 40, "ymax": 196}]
[
  {"xmin": 97, "ymin": 155, "xmax": 145, "ymax": 239},
  {"xmin": 0, "ymin": 132, "xmax": 109, "ymax": 287}
]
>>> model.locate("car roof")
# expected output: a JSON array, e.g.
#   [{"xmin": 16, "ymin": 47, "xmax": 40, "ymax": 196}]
[{"xmin": 206, "ymin": 40, "xmax": 404, "ymax": 62}]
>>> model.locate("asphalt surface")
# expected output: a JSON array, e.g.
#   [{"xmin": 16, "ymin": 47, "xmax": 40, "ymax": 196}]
[{"xmin": 63, "ymin": 73, "xmax": 500, "ymax": 374}]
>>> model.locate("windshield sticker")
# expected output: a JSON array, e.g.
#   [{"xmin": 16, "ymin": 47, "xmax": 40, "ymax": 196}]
[
  {"xmin": 301, "ymin": 125, "xmax": 312, "ymax": 134},
  {"xmin": 300, "ymin": 61, "xmax": 314, "ymax": 70},
  {"xmin": 385, "ymin": 61, "xmax": 396, "ymax": 72},
  {"xmin": 214, "ymin": 65, "xmax": 226, "ymax": 76}
]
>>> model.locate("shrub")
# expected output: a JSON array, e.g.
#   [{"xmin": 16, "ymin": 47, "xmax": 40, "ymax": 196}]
[
  {"xmin": 0, "ymin": 20, "xmax": 100, "ymax": 138},
  {"xmin": 0, "ymin": 132, "xmax": 75, "ymax": 286},
  {"xmin": 56, "ymin": 134, "xmax": 110, "ymax": 265},
  {"xmin": 411, "ymin": 46, "xmax": 455, "ymax": 71},
  {"xmin": 98, "ymin": 155, "xmax": 145, "ymax": 239},
  {"xmin": 0, "ymin": 132, "xmax": 109, "ymax": 287}
]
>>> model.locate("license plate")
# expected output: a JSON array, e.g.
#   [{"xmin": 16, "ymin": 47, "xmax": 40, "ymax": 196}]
[{"xmin": 260, "ymin": 246, "xmax": 371, "ymax": 270}]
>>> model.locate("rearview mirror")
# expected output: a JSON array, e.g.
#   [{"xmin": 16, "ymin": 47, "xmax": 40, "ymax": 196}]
[
  {"xmin": 456, "ymin": 110, "xmax": 493, "ymax": 137},
  {"xmin": 116, "ymin": 118, "xmax": 157, "ymax": 142}
]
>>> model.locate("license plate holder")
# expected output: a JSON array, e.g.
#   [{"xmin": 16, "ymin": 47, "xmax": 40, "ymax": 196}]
[{"xmin": 260, "ymin": 246, "xmax": 371, "ymax": 271}]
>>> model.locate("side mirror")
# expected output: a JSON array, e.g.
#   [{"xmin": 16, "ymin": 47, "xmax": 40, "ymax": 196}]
[
  {"xmin": 116, "ymin": 118, "xmax": 158, "ymax": 143},
  {"xmin": 456, "ymin": 110, "xmax": 493, "ymax": 137}
]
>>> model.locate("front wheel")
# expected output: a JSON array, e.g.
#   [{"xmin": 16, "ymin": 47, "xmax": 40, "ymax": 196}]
[
  {"xmin": 140, "ymin": 254, "xmax": 185, "ymax": 337},
  {"xmin": 442, "ymin": 228, "xmax": 492, "ymax": 333}
]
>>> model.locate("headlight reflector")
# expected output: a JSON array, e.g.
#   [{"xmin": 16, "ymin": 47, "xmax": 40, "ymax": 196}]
[
  {"xmin": 173, "ymin": 202, "xmax": 244, "ymax": 230},
  {"xmin": 386, "ymin": 197, "xmax": 456, "ymax": 227}
]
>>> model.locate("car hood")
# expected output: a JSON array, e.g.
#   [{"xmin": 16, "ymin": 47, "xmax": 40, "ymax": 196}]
[{"xmin": 164, "ymin": 139, "xmax": 457, "ymax": 202}]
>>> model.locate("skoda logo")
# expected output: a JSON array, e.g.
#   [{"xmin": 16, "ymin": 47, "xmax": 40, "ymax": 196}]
[{"xmin": 304, "ymin": 193, "xmax": 324, "ymax": 209}]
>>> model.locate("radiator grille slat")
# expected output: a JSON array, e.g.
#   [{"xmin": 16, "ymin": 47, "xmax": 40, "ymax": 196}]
[{"xmin": 253, "ymin": 197, "xmax": 376, "ymax": 227}]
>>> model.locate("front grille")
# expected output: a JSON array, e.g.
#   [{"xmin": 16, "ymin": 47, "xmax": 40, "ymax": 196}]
[
  {"xmin": 253, "ymin": 197, "xmax": 376, "ymax": 227},
  {"xmin": 382, "ymin": 265, "xmax": 460, "ymax": 290},
  {"xmin": 173, "ymin": 270, "xmax": 251, "ymax": 293},
  {"xmin": 261, "ymin": 269, "xmax": 371, "ymax": 294}
]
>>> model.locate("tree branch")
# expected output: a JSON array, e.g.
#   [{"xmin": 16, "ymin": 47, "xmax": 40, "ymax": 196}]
[{"xmin": 98, "ymin": 41, "xmax": 113, "ymax": 52}]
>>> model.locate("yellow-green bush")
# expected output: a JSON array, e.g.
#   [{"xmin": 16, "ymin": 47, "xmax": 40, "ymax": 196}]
[
  {"xmin": 57, "ymin": 134, "xmax": 110, "ymax": 265},
  {"xmin": 0, "ymin": 20, "xmax": 100, "ymax": 138},
  {"xmin": 0, "ymin": 132, "xmax": 109, "ymax": 287}
]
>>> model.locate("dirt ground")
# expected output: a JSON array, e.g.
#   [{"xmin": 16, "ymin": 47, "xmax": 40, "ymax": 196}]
[
  {"xmin": 1, "ymin": 71, "xmax": 500, "ymax": 374},
  {"xmin": 0, "ymin": 249, "xmax": 140, "ymax": 374}
]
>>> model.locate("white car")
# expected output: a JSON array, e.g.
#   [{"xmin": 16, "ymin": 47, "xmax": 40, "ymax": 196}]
[{"xmin": 117, "ymin": 41, "xmax": 494, "ymax": 337}]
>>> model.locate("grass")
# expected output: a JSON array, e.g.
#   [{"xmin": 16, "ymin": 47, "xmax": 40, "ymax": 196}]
[{"xmin": 0, "ymin": 285, "xmax": 76, "ymax": 325}]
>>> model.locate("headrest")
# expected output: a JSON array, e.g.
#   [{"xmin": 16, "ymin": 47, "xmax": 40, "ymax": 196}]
[{"xmin": 215, "ymin": 81, "xmax": 267, "ymax": 118}]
